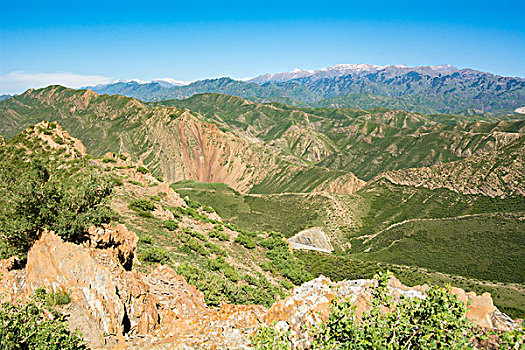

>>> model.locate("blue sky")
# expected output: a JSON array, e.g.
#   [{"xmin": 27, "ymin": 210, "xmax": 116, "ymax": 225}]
[{"xmin": 1, "ymin": 0, "xmax": 524, "ymax": 94}]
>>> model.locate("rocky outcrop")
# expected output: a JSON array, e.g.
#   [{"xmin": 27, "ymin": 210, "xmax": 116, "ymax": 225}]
[
  {"xmin": 33, "ymin": 120, "xmax": 87, "ymax": 157},
  {"xmin": 288, "ymin": 227, "xmax": 333, "ymax": 253},
  {"xmin": 86, "ymin": 224, "xmax": 138, "ymax": 270},
  {"xmin": 24, "ymin": 231, "xmax": 160, "ymax": 347}
]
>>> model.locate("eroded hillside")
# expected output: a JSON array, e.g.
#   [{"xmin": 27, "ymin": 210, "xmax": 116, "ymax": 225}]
[
  {"xmin": 160, "ymin": 93, "xmax": 525, "ymax": 180},
  {"xmin": 0, "ymin": 86, "xmax": 364, "ymax": 194}
]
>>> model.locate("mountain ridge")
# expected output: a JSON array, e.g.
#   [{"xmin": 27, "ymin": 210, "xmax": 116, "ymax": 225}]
[{"xmin": 83, "ymin": 64, "xmax": 525, "ymax": 114}]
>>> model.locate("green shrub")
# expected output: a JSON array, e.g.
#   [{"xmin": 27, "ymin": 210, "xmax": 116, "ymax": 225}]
[
  {"xmin": 139, "ymin": 247, "xmax": 170, "ymax": 263},
  {"xmin": 164, "ymin": 220, "xmax": 179, "ymax": 231},
  {"xmin": 202, "ymin": 205, "xmax": 215, "ymax": 213},
  {"xmin": 111, "ymin": 176, "xmax": 124, "ymax": 186},
  {"xmin": 235, "ymin": 234, "xmax": 256, "ymax": 249},
  {"xmin": 210, "ymin": 230, "xmax": 229, "ymax": 241},
  {"xmin": 280, "ymin": 280, "xmax": 294, "ymax": 290},
  {"xmin": 205, "ymin": 242, "xmax": 227, "ymax": 257},
  {"xmin": 54, "ymin": 136, "xmax": 65, "ymax": 145},
  {"xmin": 102, "ymin": 158, "xmax": 116, "ymax": 163},
  {"xmin": 207, "ymin": 257, "xmax": 239, "ymax": 282},
  {"xmin": 139, "ymin": 235, "xmax": 153, "ymax": 245},
  {"xmin": 182, "ymin": 228, "xmax": 207, "ymax": 241},
  {"xmin": 252, "ymin": 324, "xmax": 292, "ymax": 350},
  {"xmin": 0, "ymin": 298, "xmax": 85, "ymax": 350},
  {"xmin": 34, "ymin": 288, "xmax": 71, "ymax": 307},
  {"xmin": 262, "ymin": 233, "xmax": 311, "ymax": 285},
  {"xmin": 127, "ymin": 180, "xmax": 143, "ymax": 187},
  {"xmin": 136, "ymin": 166, "xmax": 149, "ymax": 174},
  {"xmin": 128, "ymin": 198, "xmax": 155, "ymax": 212},
  {"xmin": 154, "ymin": 175, "xmax": 163, "ymax": 182},
  {"xmin": 0, "ymin": 160, "xmax": 115, "ymax": 261},
  {"xmin": 312, "ymin": 271, "xmax": 475, "ymax": 349},
  {"xmin": 183, "ymin": 196, "xmax": 201, "ymax": 209},
  {"xmin": 182, "ymin": 238, "xmax": 209, "ymax": 257},
  {"xmin": 149, "ymin": 195, "xmax": 161, "ymax": 202}
]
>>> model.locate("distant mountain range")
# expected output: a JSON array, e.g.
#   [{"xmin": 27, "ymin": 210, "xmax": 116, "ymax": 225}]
[{"xmin": 85, "ymin": 64, "xmax": 525, "ymax": 114}]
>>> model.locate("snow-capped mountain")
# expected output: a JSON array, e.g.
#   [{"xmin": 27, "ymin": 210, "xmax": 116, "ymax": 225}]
[
  {"xmin": 91, "ymin": 78, "xmax": 190, "ymax": 89},
  {"xmin": 248, "ymin": 64, "xmax": 459, "ymax": 84},
  {"xmin": 83, "ymin": 64, "xmax": 524, "ymax": 114}
]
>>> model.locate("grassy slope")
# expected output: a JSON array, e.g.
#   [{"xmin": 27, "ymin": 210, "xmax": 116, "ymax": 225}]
[{"xmin": 170, "ymin": 180, "xmax": 350, "ymax": 239}]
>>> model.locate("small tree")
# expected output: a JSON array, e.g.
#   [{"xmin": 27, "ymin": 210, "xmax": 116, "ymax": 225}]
[{"xmin": 0, "ymin": 159, "xmax": 114, "ymax": 262}]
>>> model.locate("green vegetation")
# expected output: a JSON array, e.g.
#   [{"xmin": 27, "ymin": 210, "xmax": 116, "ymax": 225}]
[
  {"xmin": 136, "ymin": 166, "xmax": 149, "ymax": 174},
  {"xmin": 171, "ymin": 181, "xmax": 332, "ymax": 237},
  {"xmin": 297, "ymin": 251, "xmax": 525, "ymax": 319},
  {"xmin": 164, "ymin": 219, "xmax": 179, "ymax": 231},
  {"xmin": 340, "ymin": 182, "xmax": 525, "ymax": 285},
  {"xmin": 0, "ymin": 140, "xmax": 115, "ymax": 262},
  {"xmin": 128, "ymin": 198, "xmax": 156, "ymax": 212},
  {"xmin": 253, "ymin": 272, "xmax": 524, "ymax": 349},
  {"xmin": 128, "ymin": 198, "xmax": 156, "ymax": 218},
  {"xmin": 354, "ymin": 214, "xmax": 524, "ymax": 284},
  {"xmin": 252, "ymin": 325, "xmax": 291, "ymax": 350},
  {"xmin": 260, "ymin": 233, "xmax": 311, "ymax": 285},
  {"xmin": 176, "ymin": 262, "xmax": 284, "ymax": 308},
  {"xmin": 0, "ymin": 293, "xmax": 85, "ymax": 350},
  {"xmin": 312, "ymin": 272, "xmax": 474, "ymax": 349},
  {"xmin": 34, "ymin": 288, "xmax": 71, "ymax": 307},
  {"xmin": 234, "ymin": 233, "xmax": 256, "ymax": 249},
  {"xmin": 139, "ymin": 247, "xmax": 170, "ymax": 263}
]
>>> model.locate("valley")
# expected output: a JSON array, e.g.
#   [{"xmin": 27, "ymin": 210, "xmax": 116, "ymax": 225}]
[{"xmin": 0, "ymin": 83, "xmax": 523, "ymax": 348}]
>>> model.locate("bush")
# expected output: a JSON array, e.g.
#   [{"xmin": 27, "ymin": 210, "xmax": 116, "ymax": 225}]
[
  {"xmin": 207, "ymin": 257, "xmax": 239, "ymax": 282},
  {"xmin": 164, "ymin": 220, "xmax": 179, "ymax": 231},
  {"xmin": 234, "ymin": 234, "xmax": 256, "ymax": 249},
  {"xmin": 182, "ymin": 238, "xmax": 209, "ymax": 257},
  {"xmin": 209, "ymin": 230, "xmax": 229, "ymax": 241},
  {"xmin": 182, "ymin": 228, "xmax": 207, "ymax": 241},
  {"xmin": 128, "ymin": 198, "xmax": 155, "ymax": 212},
  {"xmin": 202, "ymin": 205, "xmax": 215, "ymax": 213},
  {"xmin": 205, "ymin": 242, "xmax": 227, "ymax": 257},
  {"xmin": 0, "ymin": 299, "xmax": 85, "ymax": 350},
  {"xmin": 183, "ymin": 196, "xmax": 201, "ymax": 209},
  {"xmin": 136, "ymin": 166, "xmax": 149, "ymax": 174},
  {"xmin": 0, "ymin": 160, "xmax": 115, "ymax": 261},
  {"xmin": 139, "ymin": 235, "xmax": 153, "ymax": 245},
  {"xmin": 252, "ymin": 324, "xmax": 292, "ymax": 350},
  {"xmin": 34, "ymin": 288, "xmax": 71, "ymax": 307},
  {"xmin": 139, "ymin": 247, "xmax": 170, "ymax": 263},
  {"xmin": 262, "ymin": 233, "xmax": 311, "ymax": 285},
  {"xmin": 312, "ymin": 271, "xmax": 476, "ymax": 349}
]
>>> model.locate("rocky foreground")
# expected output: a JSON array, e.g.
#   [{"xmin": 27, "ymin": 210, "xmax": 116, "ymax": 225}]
[{"xmin": 0, "ymin": 224, "xmax": 521, "ymax": 349}]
